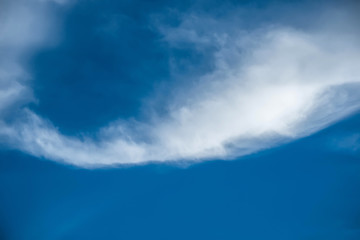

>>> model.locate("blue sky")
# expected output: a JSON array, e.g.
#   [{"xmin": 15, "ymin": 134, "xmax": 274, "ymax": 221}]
[{"xmin": 0, "ymin": 0, "xmax": 360, "ymax": 239}]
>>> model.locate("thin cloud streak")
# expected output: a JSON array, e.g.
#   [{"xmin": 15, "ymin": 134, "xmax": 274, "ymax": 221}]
[{"xmin": 0, "ymin": 0, "xmax": 359, "ymax": 167}]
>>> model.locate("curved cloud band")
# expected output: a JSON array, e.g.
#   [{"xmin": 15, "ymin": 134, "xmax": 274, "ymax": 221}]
[{"xmin": 0, "ymin": 0, "xmax": 359, "ymax": 167}]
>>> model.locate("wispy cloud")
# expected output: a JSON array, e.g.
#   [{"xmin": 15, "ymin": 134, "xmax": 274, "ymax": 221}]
[{"xmin": 0, "ymin": 0, "xmax": 359, "ymax": 167}]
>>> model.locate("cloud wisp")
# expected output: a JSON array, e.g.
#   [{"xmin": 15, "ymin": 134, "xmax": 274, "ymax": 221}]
[{"xmin": 0, "ymin": 0, "xmax": 359, "ymax": 167}]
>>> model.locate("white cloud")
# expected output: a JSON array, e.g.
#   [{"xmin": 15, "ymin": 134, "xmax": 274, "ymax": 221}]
[
  {"xmin": 0, "ymin": 1, "xmax": 359, "ymax": 167},
  {"xmin": 0, "ymin": 0, "xmax": 59, "ymax": 115}
]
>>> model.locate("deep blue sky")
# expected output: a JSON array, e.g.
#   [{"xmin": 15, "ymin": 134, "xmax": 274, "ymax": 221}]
[
  {"xmin": 1, "ymin": 113, "xmax": 360, "ymax": 240},
  {"xmin": 28, "ymin": 0, "xmax": 326, "ymax": 133},
  {"xmin": 1, "ymin": 0, "xmax": 360, "ymax": 239}
]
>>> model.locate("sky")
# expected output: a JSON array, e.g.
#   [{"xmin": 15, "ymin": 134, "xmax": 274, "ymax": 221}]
[{"xmin": 0, "ymin": 0, "xmax": 359, "ymax": 239}]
